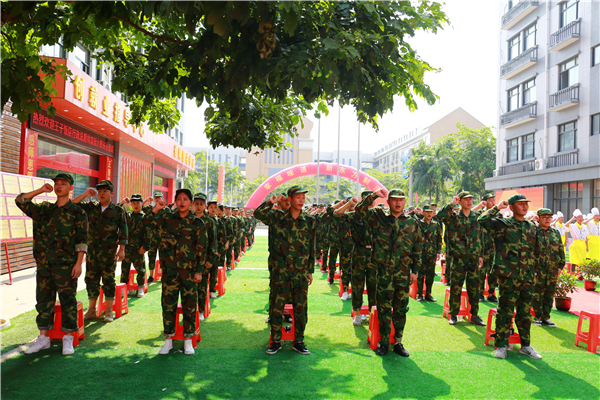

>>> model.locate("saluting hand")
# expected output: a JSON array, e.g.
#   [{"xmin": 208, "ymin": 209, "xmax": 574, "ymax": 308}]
[
  {"xmin": 376, "ymin": 188, "xmax": 388, "ymax": 198},
  {"xmin": 86, "ymin": 188, "xmax": 97, "ymax": 198},
  {"xmin": 153, "ymin": 200, "xmax": 167, "ymax": 213},
  {"xmin": 349, "ymin": 197, "xmax": 359, "ymax": 206},
  {"xmin": 497, "ymin": 200, "xmax": 509, "ymax": 210},
  {"xmin": 41, "ymin": 183, "xmax": 54, "ymax": 193},
  {"xmin": 452, "ymin": 195, "xmax": 460, "ymax": 205},
  {"xmin": 414, "ymin": 207, "xmax": 423, "ymax": 213}
]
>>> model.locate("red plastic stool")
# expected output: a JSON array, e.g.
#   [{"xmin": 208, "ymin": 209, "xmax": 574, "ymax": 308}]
[
  {"xmin": 153, "ymin": 260, "xmax": 163, "ymax": 281},
  {"xmin": 484, "ymin": 308, "xmax": 521, "ymax": 347},
  {"xmin": 409, "ymin": 280, "xmax": 427, "ymax": 299},
  {"xmin": 96, "ymin": 283, "xmax": 129, "ymax": 318},
  {"xmin": 216, "ymin": 267, "xmax": 226, "ymax": 296},
  {"xmin": 367, "ymin": 306, "xmax": 396, "ymax": 350},
  {"xmin": 270, "ymin": 304, "xmax": 295, "ymax": 344},
  {"xmin": 204, "ymin": 288, "xmax": 211, "ymax": 319},
  {"xmin": 483, "ymin": 276, "xmax": 490, "ymax": 297},
  {"xmin": 48, "ymin": 301, "xmax": 85, "ymax": 346},
  {"xmin": 230, "ymin": 250, "xmax": 236, "ymax": 270},
  {"xmin": 128, "ymin": 266, "xmax": 148, "ymax": 294},
  {"xmin": 440, "ymin": 261, "xmax": 447, "ymax": 284},
  {"xmin": 575, "ymin": 310, "xmax": 600, "ymax": 354},
  {"xmin": 351, "ymin": 304, "xmax": 370, "ymax": 318},
  {"xmin": 172, "ymin": 303, "xmax": 201, "ymax": 348},
  {"xmin": 442, "ymin": 288, "xmax": 471, "ymax": 321}
]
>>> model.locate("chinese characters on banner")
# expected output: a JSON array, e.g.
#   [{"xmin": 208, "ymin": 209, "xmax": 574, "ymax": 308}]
[{"xmin": 20, "ymin": 130, "xmax": 38, "ymax": 177}]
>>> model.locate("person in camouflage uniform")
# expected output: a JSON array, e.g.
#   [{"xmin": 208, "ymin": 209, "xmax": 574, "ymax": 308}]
[
  {"xmin": 336, "ymin": 197, "xmax": 354, "ymax": 300},
  {"xmin": 143, "ymin": 192, "xmax": 164, "ymax": 283},
  {"xmin": 355, "ymin": 189, "xmax": 423, "ymax": 357},
  {"xmin": 474, "ymin": 193, "xmax": 499, "ymax": 303},
  {"xmin": 327, "ymin": 202, "xmax": 341, "ymax": 285},
  {"xmin": 532, "ymin": 208, "xmax": 565, "ymax": 328},
  {"xmin": 265, "ymin": 193, "xmax": 290, "ymax": 322},
  {"xmin": 223, "ymin": 205, "xmax": 236, "ymax": 270},
  {"xmin": 442, "ymin": 203, "xmax": 460, "ymax": 287},
  {"xmin": 478, "ymin": 194, "xmax": 542, "ymax": 360},
  {"xmin": 193, "ymin": 192, "xmax": 217, "ymax": 319},
  {"xmin": 73, "ymin": 180, "xmax": 128, "ymax": 323},
  {"xmin": 208, "ymin": 200, "xmax": 227, "ymax": 297},
  {"xmin": 437, "ymin": 192, "xmax": 486, "ymax": 327},
  {"xmin": 17, "ymin": 173, "xmax": 88, "ymax": 356},
  {"xmin": 256, "ymin": 185, "xmax": 316, "ymax": 356},
  {"xmin": 411, "ymin": 205, "xmax": 442, "ymax": 302},
  {"xmin": 216, "ymin": 204, "xmax": 230, "ymax": 271},
  {"xmin": 146, "ymin": 188, "xmax": 208, "ymax": 355},
  {"xmin": 119, "ymin": 194, "xmax": 151, "ymax": 298},
  {"xmin": 232, "ymin": 208, "xmax": 244, "ymax": 262}
]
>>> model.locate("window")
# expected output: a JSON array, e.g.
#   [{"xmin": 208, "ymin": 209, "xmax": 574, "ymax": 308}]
[
  {"xmin": 218, "ymin": 154, "xmax": 222, "ymax": 162},
  {"xmin": 70, "ymin": 45, "xmax": 90, "ymax": 74},
  {"xmin": 507, "ymin": 138, "xmax": 519, "ymax": 163},
  {"xmin": 593, "ymin": 46, "xmax": 600, "ymax": 67},
  {"xmin": 522, "ymin": 78, "xmax": 536, "ymax": 105},
  {"xmin": 559, "ymin": 57, "xmax": 578, "ymax": 90},
  {"xmin": 554, "ymin": 181, "xmax": 583, "ymax": 219},
  {"xmin": 591, "ymin": 114, "xmax": 600, "ymax": 136},
  {"xmin": 558, "ymin": 121, "xmax": 577, "ymax": 151},
  {"xmin": 342, "ymin": 158, "xmax": 345, "ymax": 165},
  {"xmin": 349, "ymin": 159, "xmax": 352, "ymax": 166},
  {"xmin": 523, "ymin": 23, "xmax": 537, "ymax": 51},
  {"xmin": 507, "ymin": 86, "xmax": 520, "ymax": 112},
  {"xmin": 560, "ymin": 0, "xmax": 579, "ymax": 28},
  {"xmin": 594, "ymin": 179, "xmax": 600, "ymax": 209},
  {"xmin": 522, "ymin": 133, "xmax": 535, "ymax": 160},
  {"xmin": 508, "ymin": 34, "xmax": 521, "ymax": 61},
  {"xmin": 234, "ymin": 155, "xmax": 237, "ymax": 165}
]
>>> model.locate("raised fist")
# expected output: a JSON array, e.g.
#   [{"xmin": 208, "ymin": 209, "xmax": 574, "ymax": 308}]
[
  {"xmin": 497, "ymin": 200, "xmax": 509, "ymax": 210},
  {"xmin": 376, "ymin": 188, "xmax": 388, "ymax": 198},
  {"xmin": 41, "ymin": 183, "xmax": 54, "ymax": 193}
]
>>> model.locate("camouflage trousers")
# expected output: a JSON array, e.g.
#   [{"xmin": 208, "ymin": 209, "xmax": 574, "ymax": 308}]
[
  {"xmin": 327, "ymin": 245, "xmax": 340, "ymax": 280},
  {"xmin": 120, "ymin": 248, "xmax": 146, "ymax": 286},
  {"xmin": 351, "ymin": 246, "xmax": 377, "ymax": 311},
  {"xmin": 532, "ymin": 267, "xmax": 559, "ymax": 321},
  {"xmin": 377, "ymin": 265, "xmax": 410, "ymax": 345},
  {"xmin": 320, "ymin": 244, "xmax": 330, "ymax": 271},
  {"xmin": 147, "ymin": 234, "xmax": 160, "ymax": 273},
  {"xmin": 496, "ymin": 276, "xmax": 532, "ymax": 348},
  {"xmin": 85, "ymin": 249, "xmax": 118, "ymax": 300},
  {"xmin": 339, "ymin": 243, "xmax": 353, "ymax": 292},
  {"xmin": 235, "ymin": 235, "xmax": 243, "ymax": 259},
  {"xmin": 449, "ymin": 257, "xmax": 483, "ymax": 317},
  {"xmin": 162, "ymin": 268, "xmax": 198, "ymax": 337},
  {"xmin": 270, "ymin": 270, "xmax": 309, "ymax": 342},
  {"xmin": 417, "ymin": 253, "xmax": 437, "ymax": 297},
  {"xmin": 207, "ymin": 258, "xmax": 219, "ymax": 293},
  {"xmin": 197, "ymin": 268, "xmax": 210, "ymax": 313},
  {"xmin": 226, "ymin": 245, "xmax": 234, "ymax": 267},
  {"xmin": 445, "ymin": 254, "xmax": 453, "ymax": 284},
  {"xmin": 480, "ymin": 255, "xmax": 497, "ymax": 296},
  {"xmin": 36, "ymin": 263, "xmax": 78, "ymax": 333}
]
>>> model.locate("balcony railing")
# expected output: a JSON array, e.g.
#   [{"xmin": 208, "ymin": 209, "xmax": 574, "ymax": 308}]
[
  {"xmin": 550, "ymin": 20, "xmax": 581, "ymax": 51},
  {"xmin": 549, "ymin": 84, "xmax": 579, "ymax": 111},
  {"xmin": 499, "ymin": 160, "xmax": 536, "ymax": 176},
  {"xmin": 501, "ymin": 46, "xmax": 538, "ymax": 79},
  {"xmin": 547, "ymin": 149, "xmax": 579, "ymax": 168},
  {"xmin": 501, "ymin": 1, "xmax": 539, "ymax": 30},
  {"xmin": 500, "ymin": 102, "xmax": 537, "ymax": 128}
]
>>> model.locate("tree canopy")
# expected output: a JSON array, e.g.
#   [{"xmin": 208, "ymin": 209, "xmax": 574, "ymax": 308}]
[{"xmin": 1, "ymin": 1, "xmax": 448, "ymax": 150}]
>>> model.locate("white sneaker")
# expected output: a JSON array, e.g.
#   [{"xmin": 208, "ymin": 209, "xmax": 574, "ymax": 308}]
[
  {"xmin": 184, "ymin": 339, "xmax": 195, "ymax": 355},
  {"xmin": 25, "ymin": 334, "xmax": 51, "ymax": 354},
  {"xmin": 352, "ymin": 315, "xmax": 362, "ymax": 326},
  {"xmin": 494, "ymin": 347, "xmax": 508, "ymax": 359},
  {"xmin": 341, "ymin": 292, "xmax": 350, "ymax": 301},
  {"xmin": 210, "ymin": 292, "xmax": 217, "ymax": 299},
  {"xmin": 62, "ymin": 335, "xmax": 75, "ymax": 355},
  {"xmin": 158, "ymin": 338, "xmax": 173, "ymax": 355},
  {"xmin": 361, "ymin": 314, "xmax": 367, "ymax": 321},
  {"xmin": 103, "ymin": 311, "xmax": 114, "ymax": 322},
  {"xmin": 199, "ymin": 314, "xmax": 205, "ymax": 321},
  {"xmin": 137, "ymin": 289, "xmax": 145, "ymax": 298},
  {"xmin": 519, "ymin": 346, "xmax": 542, "ymax": 359}
]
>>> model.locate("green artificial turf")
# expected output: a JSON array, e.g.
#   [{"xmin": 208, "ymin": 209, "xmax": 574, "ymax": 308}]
[{"xmin": 2, "ymin": 235, "xmax": 599, "ymax": 400}]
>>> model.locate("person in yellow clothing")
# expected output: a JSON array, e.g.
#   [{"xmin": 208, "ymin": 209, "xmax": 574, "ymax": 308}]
[
  {"xmin": 566, "ymin": 209, "xmax": 588, "ymax": 271},
  {"xmin": 585, "ymin": 208, "xmax": 599, "ymax": 260},
  {"xmin": 551, "ymin": 211, "xmax": 569, "ymax": 248}
]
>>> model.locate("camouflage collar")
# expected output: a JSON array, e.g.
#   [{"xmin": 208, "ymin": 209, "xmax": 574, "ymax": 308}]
[
  {"xmin": 285, "ymin": 209, "xmax": 307, "ymax": 221},
  {"xmin": 49, "ymin": 199, "xmax": 76, "ymax": 210}
]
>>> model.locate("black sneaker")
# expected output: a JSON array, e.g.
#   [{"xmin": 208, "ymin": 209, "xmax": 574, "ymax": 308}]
[
  {"xmin": 448, "ymin": 315, "xmax": 458, "ymax": 325},
  {"xmin": 376, "ymin": 343, "xmax": 389, "ymax": 356},
  {"xmin": 479, "ymin": 295, "xmax": 485, "ymax": 302},
  {"xmin": 148, "ymin": 276, "xmax": 154, "ymax": 283},
  {"xmin": 393, "ymin": 342, "xmax": 409, "ymax": 357},
  {"xmin": 293, "ymin": 342, "xmax": 310, "ymax": 355},
  {"xmin": 284, "ymin": 315, "xmax": 293, "ymax": 324},
  {"xmin": 533, "ymin": 319, "xmax": 542, "ymax": 326},
  {"xmin": 327, "ymin": 278, "xmax": 334, "ymax": 285},
  {"xmin": 266, "ymin": 341, "xmax": 281, "ymax": 355},
  {"xmin": 416, "ymin": 295, "xmax": 423, "ymax": 302},
  {"xmin": 487, "ymin": 295, "xmax": 498, "ymax": 303},
  {"xmin": 444, "ymin": 282, "xmax": 451, "ymax": 287},
  {"xmin": 470, "ymin": 315, "xmax": 485, "ymax": 326},
  {"xmin": 542, "ymin": 319, "xmax": 557, "ymax": 328},
  {"xmin": 424, "ymin": 295, "xmax": 437, "ymax": 302}
]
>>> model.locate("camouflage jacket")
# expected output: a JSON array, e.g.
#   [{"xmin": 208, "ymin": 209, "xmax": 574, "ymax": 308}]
[
  {"xmin": 16, "ymin": 195, "xmax": 88, "ymax": 266},
  {"xmin": 535, "ymin": 226, "xmax": 566, "ymax": 275},
  {"xmin": 478, "ymin": 207, "xmax": 538, "ymax": 282},
  {"xmin": 413, "ymin": 217, "xmax": 442, "ymax": 257},
  {"xmin": 355, "ymin": 193, "xmax": 423, "ymax": 275},
  {"xmin": 78, "ymin": 201, "xmax": 128, "ymax": 250},
  {"xmin": 437, "ymin": 203, "xmax": 482, "ymax": 260},
  {"xmin": 255, "ymin": 200, "xmax": 316, "ymax": 274},
  {"xmin": 222, "ymin": 215, "xmax": 236, "ymax": 244},
  {"xmin": 125, "ymin": 210, "xmax": 151, "ymax": 251},
  {"xmin": 198, "ymin": 214, "xmax": 218, "ymax": 265},
  {"xmin": 331, "ymin": 208, "xmax": 373, "ymax": 248},
  {"xmin": 316, "ymin": 212, "xmax": 332, "ymax": 245},
  {"xmin": 144, "ymin": 209, "xmax": 208, "ymax": 274},
  {"xmin": 215, "ymin": 216, "xmax": 229, "ymax": 255}
]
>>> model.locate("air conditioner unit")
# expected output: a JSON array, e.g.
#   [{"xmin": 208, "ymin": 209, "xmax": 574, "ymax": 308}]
[
  {"xmin": 493, "ymin": 169, "xmax": 498, "ymax": 177},
  {"xmin": 534, "ymin": 159, "xmax": 545, "ymax": 171}
]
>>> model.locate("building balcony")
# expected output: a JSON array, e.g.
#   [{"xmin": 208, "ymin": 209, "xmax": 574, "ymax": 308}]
[
  {"xmin": 498, "ymin": 160, "xmax": 536, "ymax": 176},
  {"xmin": 547, "ymin": 149, "xmax": 578, "ymax": 168},
  {"xmin": 500, "ymin": 102, "xmax": 537, "ymax": 128},
  {"xmin": 549, "ymin": 84, "xmax": 579, "ymax": 112},
  {"xmin": 550, "ymin": 20, "xmax": 581, "ymax": 51},
  {"xmin": 501, "ymin": 1, "xmax": 539, "ymax": 30},
  {"xmin": 500, "ymin": 46, "xmax": 538, "ymax": 80}
]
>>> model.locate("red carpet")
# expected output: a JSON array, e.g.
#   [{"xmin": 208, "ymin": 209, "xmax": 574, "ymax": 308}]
[{"xmin": 566, "ymin": 286, "xmax": 600, "ymax": 316}]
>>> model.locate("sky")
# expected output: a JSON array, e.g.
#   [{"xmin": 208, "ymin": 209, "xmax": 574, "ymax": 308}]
[{"xmin": 183, "ymin": 0, "xmax": 500, "ymax": 155}]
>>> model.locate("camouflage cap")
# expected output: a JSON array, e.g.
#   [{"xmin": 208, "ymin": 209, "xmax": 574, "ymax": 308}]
[
  {"xmin": 481, "ymin": 192, "xmax": 495, "ymax": 201},
  {"xmin": 96, "ymin": 179, "xmax": 114, "ymax": 192},
  {"xmin": 224, "ymin": 205, "xmax": 232, "ymax": 209},
  {"xmin": 175, "ymin": 188, "xmax": 193, "ymax": 201},
  {"xmin": 207, "ymin": 199, "xmax": 217, "ymax": 205},
  {"xmin": 388, "ymin": 189, "xmax": 406, "ymax": 199},
  {"xmin": 130, "ymin": 193, "xmax": 143, "ymax": 202},
  {"xmin": 345, "ymin": 196, "xmax": 352, "ymax": 202},
  {"xmin": 508, "ymin": 193, "xmax": 531, "ymax": 205},
  {"xmin": 537, "ymin": 208, "xmax": 552, "ymax": 216},
  {"xmin": 153, "ymin": 191, "xmax": 163, "ymax": 198},
  {"xmin": 288, "ymin": 185, "xmax": 308, "ymax": 197},
  {"xmin": 457, "ymin": 191, "xmax": 473, "ymax": 199},
  {"xmin": 361, "ymin": 190, "xmax": 374, "ymax": 198},
  {"xmin": 53, "ymin": 173, "xmax": 74, "ymax": 185},
  {"xmin": 280, "ymin": 192, "xmax": 288, "ymax": 198},
  {"xmin": 431, "ymin": 203, "xmax": 437, "ymax": 207},
  {"xmin": 193, "ymin": 192, "xmax": 207, "ymax": 201},
  {"xmin": 423, "ymin": 204, "xmax": 434, "ymax": 212}
]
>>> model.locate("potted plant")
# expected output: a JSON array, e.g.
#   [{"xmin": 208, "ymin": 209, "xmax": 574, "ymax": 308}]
[
  {"xmin": 554, "ymin": 270, "xmax": 578, "ymax": 311},
  {"xmin": 579, "ymin": 259, "xmax": 600, "ymax": 291}
]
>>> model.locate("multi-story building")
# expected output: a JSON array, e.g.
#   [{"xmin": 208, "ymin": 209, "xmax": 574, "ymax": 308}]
[
  {"xmin": 485, "ymin": 0, "xmax": 600, "ymax": 216},
  {"xmin": 312, "ymin": 150, "xmax": 374, "ymax": 183},
  {"xmin": 373, "ymin": 107, "xmax": 485, "ymax": 175},
  {"xmin": 187, "ymin": 146, "xmax": 247, "ymax": 174}
]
